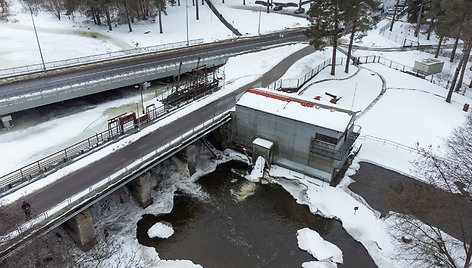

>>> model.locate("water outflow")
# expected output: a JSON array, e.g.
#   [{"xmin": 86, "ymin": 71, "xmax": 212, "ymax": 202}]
[
  {"xmin": 137, "ymin": 161, "xmax": 377, "ymax": 268},
  {"xmin": 171, "ymin": 156, "xmax": 210, "ymax": 202}
]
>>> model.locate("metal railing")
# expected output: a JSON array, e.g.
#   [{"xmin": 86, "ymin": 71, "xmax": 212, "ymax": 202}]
[
  {"xmin": 0, "ymin": 110, "xmax": 232, "ymax": 251},
  {"xmin": 0, "ymin": 81, "xmax": 224, "ymax": 195},
  {"xmin": 354, "ymin": 55, "xmax": 470, "ymax": 92},
  {"xmin": 380, "ymin": 30, "xmax": 420, "ymax": 47},
  {"xmin": 268, "ymin": 57, "xmax": 344, "ymax": 91},
  {"xmin": 0, "ymin": 53, "xmax": 230, "ymax": 109},
  {"xmin": 0, "ymin": 39, "xmax": 204, "ymax": 79},
  {"xmin": 358, "ymin": 135, "xmax": 419, "ymax": 154}
]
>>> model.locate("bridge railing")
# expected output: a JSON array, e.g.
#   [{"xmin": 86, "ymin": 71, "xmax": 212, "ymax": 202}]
[
  {"xmin": 0, "ymin": 39, "xmax": 204, "ymax": 79},
  {"xmin": 0, "ymin": 53, "xmax": 230, "ymax": 109},
  {"xmin": 0, "ymin": 111, "xmax": 231, "ymax": 252},
  {"xmin": 0, "ymin": 78, "xmax": 224, "ymax": 196}
]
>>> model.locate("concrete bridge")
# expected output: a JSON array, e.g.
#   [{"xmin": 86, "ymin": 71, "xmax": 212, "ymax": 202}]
[
  {"xmin": 0, "ymin": 31, "xmax": 313, "ymax": 259},
  {"xmin": 0, "ymin": 90, "xmax": 235, "ymax": 259},
  {"xmin": 0, "ymin": 29, "xmax": 307, "ymax": 125}
]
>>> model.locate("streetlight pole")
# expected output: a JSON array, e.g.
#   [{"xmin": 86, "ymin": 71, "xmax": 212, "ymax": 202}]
[
  {"xmin": 186, "ymin": 0, "xmax": 189, "ymax": 46},
  {"xmin": 29, "ymin": 6, "xmax": 46, "ymax": 70},
  {"xmin": 258, "ymin": 3, "xmax": 262, "ymax": 34}
]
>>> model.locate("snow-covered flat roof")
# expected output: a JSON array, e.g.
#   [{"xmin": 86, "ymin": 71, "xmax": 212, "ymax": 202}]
[
  {"xmin": 237, "ymin": 88, "xmax": 354, "ymax": 132},
  {"xmin": 253, "ymin": 137, "xmax": 274, "ymax": 149}
]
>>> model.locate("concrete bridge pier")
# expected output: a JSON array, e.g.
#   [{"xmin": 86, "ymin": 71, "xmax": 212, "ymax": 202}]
[
  {"xmin": 63, "ymin": 209, "xmax": 97, "ymax": 251},
  {"xmin": 185, "ymin": 144, "xmax": 196, "ymax": 176},
  {"xmin": 127, "ymin": 172, "xmax": 153, "ymax": 208}
]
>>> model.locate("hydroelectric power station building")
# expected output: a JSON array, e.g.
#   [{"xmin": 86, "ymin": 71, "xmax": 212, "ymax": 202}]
[{"xmin": 233, "ymin": 88, "xmax": 360, "ymax": 182}]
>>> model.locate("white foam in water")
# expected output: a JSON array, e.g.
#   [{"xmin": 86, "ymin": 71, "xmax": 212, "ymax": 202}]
[{"xmin": 231, "ymin": 181, "xmax": 257, "ymax": 202}]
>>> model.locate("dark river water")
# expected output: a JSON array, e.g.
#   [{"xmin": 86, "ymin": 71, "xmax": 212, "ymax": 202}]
[{"xmin": 137, "ymin": 161, "xmax": 376, "ymax": 267}]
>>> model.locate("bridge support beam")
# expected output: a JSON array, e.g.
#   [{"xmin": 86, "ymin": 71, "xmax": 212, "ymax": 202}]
[
  {"xmin": 63, "ymin": 209, "xmax": 97, "ymax": 251},
  {"xmin": 128, "ymin": 171, "xmax": 153, "ymax": 208}
]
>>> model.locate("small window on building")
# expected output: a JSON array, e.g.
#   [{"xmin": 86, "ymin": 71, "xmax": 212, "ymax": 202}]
[{"xmin": 315, "ymin": 133, "xmax": 338, "ymax": 145}]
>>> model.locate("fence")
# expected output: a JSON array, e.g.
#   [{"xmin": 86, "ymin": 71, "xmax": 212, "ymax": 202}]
[
  {"xmin": 380, "ymin": 30, "xmax": 419, "ymax": 47},
  {"xmin": 0, "ymin": 53, "xmax": 230, "ymax": 109},
  {"xmin": 0, "ymin": 80, "xmax": 224, "ymax": 196},
  {"xmin": 268, "ymin": 57, "xmax": 344, "ymax": 91},
  {"xmin": 354, "ymin": 55, "xmax": 470, "ymax": 93},
  {"xmin": 0, "ymin": 39, "xmax": 204, "ymax": 79},
  {"xmin": 358, "ymin": 135, "xmax": 419, "ymax": 154}
]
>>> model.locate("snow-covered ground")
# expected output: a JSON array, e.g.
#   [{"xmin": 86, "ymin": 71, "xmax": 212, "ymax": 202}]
[
  {"xmin": 0, "ymin": 0, "xmax": 306, "ymax": 69},
  {"xmin": 1, "ymin": 0, "xmax": 471, "ymax": 267}
]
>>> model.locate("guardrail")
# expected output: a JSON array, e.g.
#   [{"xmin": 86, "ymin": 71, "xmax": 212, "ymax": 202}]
[
  {"xmin": 0, "ymin": 53, "xmax": 230, "ymax": 109},
  {"xmin": 0, "ymin": 111, "xmax": 232, "ymax": 255},
  {"xmin": 0, "ymin": 81, "xmax": 224, "ymax": 196},
  {"xmin": 268, "ymin": 57, "xmax": 345, "ymax": 91},
  {"xmin": 0, "ymin": 39, "xmax": 204, "ymax": 79}
]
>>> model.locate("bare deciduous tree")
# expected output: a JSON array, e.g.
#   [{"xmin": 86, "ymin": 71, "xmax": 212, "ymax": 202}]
[{"xmin": 393, "ymin": 114, "xmax": 472, "ymax": 268}]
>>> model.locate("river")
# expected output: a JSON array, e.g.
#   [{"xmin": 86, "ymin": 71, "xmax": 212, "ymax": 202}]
[{"xmin": 137, "ymin": 161, "xmax": 376, "ymax": 267}]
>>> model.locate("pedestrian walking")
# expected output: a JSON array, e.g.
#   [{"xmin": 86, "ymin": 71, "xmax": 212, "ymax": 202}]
[{"xmin": 21, "ymin": 201, "xmax": 31, "ymax": 220}]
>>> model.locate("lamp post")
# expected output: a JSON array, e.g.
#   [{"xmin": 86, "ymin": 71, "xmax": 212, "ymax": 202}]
[
  {"xmin": 258, "ymin": 3, "xmax": 262, "ymax": 34},
  {"xmin": 186, "ymin": 0, "xmax": 189, "ymax": 46},
  {"xmin": 29, "ymin": 6, "xmax": 46, "ymax": 70}
]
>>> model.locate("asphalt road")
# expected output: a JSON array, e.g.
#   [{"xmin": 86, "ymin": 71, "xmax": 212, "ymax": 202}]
[
  {"xmin": 0, "ymin": 30, "xmax": 307, "ymax": 99},
  {"xmin": 0, "ymin": 44, "xmax": 315, "ymax": 256}
]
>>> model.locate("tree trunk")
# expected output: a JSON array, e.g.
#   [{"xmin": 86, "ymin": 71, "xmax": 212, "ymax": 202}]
[
  {"xmin": 202, "ymin": 0, "xmax": 204, "ymax": 5},
  {"xmin": 414, "ymin": 0, "xmax": 424, "ymax": 37},
  {"xmin": 196, "ymin": 0, "xmax": 199, "ymax": 20},
  {"xmin": 455, "ymin": 46, "xmax": 471, "ymax": 92},
  {"xmin": 345, "ymin": 27, "xmax": 355, "ymax": 74},
  {"xmin": 243, "ymin": 0, "xmax": 245, "ymax": 5},
  {"xmin": 390, "ymin": 0, "xmax": 400, "ymax": 32},
  {"xmin": 331, "ymin": 1, "xmax": 338, "ymax": 76},
  {"xmin": 426, "ymin": 17, "xmax": 434, "ymax": 40},
  {"xmin": 105, "ymin": 9, "xmax": 112, "ymax": 31},
  {"xmin": 435, "ymin": 36, "xmax": 443, "ymax": 58},
  {"xmin": 267, "ymin": 0, "xmax": 270, "ymax": 13},
  {"xmin": 446, "ymin": 37, "xmax": 472, "ymax": 103},
  {"xmin": 450, "ymin": 35, "xmax": 460, "ymax": 62},
  {"xmin": 124, "ymin": 0, "xmax": 132, "ymax": 32},
  {"xmin": 192, "ymin": 0, "xmax": 195, "ymax": 6},
  {"xmin": 178, "ymin": 0, "xmax": 180, "ymax": 6},
  {"xmin": 158, "ymin": 5, "xmax": 163, "ymax": 34}
]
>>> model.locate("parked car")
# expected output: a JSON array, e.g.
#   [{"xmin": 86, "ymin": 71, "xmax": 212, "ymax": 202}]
[
  {"xmin": 273, "ymin": 5, "xmax": 283, "ymax": 11},
  {"xmin": 294, "ymin": 7, "xmax": 305, "ymax": 14},
  {"xmin": 385, "ymin": 8, "xmax": 395, "ymax": 15}
]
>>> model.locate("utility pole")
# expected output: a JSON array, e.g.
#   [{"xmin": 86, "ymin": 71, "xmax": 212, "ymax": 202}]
[
  {"xmin": 29, "ymin": 6, "xmax": 46, "ymax": 70},
  {"xmin": 186, "ymin": 0, "xmax": 189, "ymax": 45}
]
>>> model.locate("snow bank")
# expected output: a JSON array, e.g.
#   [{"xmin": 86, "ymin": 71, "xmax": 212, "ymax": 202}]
[
  {"xmin": 148, "ymin": 222, "xmax": 175, "ymax": 239},
  {"xmin": 302, "ymin": 261, "xmax": 337, "ymax": 268},
  {"xmin": 248, "ymin": 156, "xmax": 264, "ymax": 182},
  {"xmin": 297, "ymin": 228, "xmax": 343, "ymax": 264},
  {"xmin": 268, "ymin": 165, "xmax": 397, "ymax": 267}
]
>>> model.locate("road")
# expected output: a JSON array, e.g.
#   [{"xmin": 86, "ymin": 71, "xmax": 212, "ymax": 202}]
[
  {"xmin": 0, "ymin": 44, "xmax": 315, "ymax": 257},
  {"xmin": 0, "ymin": 30, "xmax": 307, "ymax": 99}
]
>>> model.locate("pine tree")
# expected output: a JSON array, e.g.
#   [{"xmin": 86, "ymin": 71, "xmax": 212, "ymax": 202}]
[
  {"xmin": 341, "ymin": 0, "xmax": 379, "ymax": 73},
  {"xmin": 444, "ymin": 0, "xmax": 472, "ymax": 102},
  {"xmin": 306, "ymin": 0, "xmax": 346, "ymax": 76}
]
